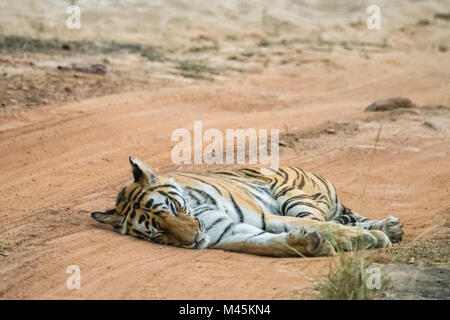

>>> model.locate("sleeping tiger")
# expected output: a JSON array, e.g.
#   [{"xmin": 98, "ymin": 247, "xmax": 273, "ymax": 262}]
[{"xmin": 91, "ymin": 157, "xmax": 403, "ymax": 257}]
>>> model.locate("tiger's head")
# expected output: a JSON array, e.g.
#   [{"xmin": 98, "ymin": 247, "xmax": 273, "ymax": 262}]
[{"xmin": 91, "ymin": 157, "xmax": 209, "ymax": 249}]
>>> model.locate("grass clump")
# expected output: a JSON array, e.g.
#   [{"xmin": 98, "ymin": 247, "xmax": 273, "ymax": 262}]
[
  {"xmin": 0, "ymin": 35, "xmax": 165, "ymax": 60},
  {"xmin": 258, "ymin": 39, "xmax": 271, "ymax": 47},
  {"xmin": 241, "ymin": 51, "xmax": 254, "ymax": 58},
  {"xmin": 315, "ymin": 250, "xmax": 390, "ymax": 300},
  {"xmin": 141, "ymin": 48, "xmax": 165, "ymax": 62},
  {"xmin": 188, "ymin": 45, "xmax": 219, "ymax": 53},
  {"xmin": 176, "ymin": 60, "xmax": 220, "ymax": 79}
]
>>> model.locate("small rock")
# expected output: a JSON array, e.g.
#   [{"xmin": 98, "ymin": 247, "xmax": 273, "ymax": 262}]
[
  {"xmin": 278, "ymin": 140, "xmax": 288, "ymax": 147},
  {"xmin": 61, "ymin": 44, "xmax": 71, "ymax": 50},
  {"xmin": 434, "ymin": 12, "xmax": 450, "ymax": 21},
  {"xmin": 417, "ymin": 19, "xmax": 430, "ymax": 26},
  {"xmin": 423, "ymin": 120, "xmax": 447, "ymax": 132},
  {"xmin": 58, "ymin": 63, "xmax": 108, "ymax": 75},
  {"xmin": 365, "ymin": 97, "xmax": 417, "ymax": 112},
  {"xmin": 326, "ymin": 128, "xmax": 336, "ymax": 134}
]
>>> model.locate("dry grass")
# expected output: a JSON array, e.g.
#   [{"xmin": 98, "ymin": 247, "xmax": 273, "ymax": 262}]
[
  {"xmin": 315, "ymin": 250, "xmax": 390, "ymax": 300},
  {"xmin": 176, "ymin": 60, "xmax": 221, "ymax": 80}
]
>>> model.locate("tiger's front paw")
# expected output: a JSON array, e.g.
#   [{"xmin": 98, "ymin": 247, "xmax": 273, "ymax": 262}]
[{"xmin": 286, "ymin": 228, "xmax": 336, "ymax": 257}]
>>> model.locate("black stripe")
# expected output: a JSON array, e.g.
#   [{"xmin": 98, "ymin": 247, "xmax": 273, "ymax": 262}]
[
  {"xmin": 193, "ymin": 207, "xmax": 212, "ymax": 217},
  {"xmin": 178, "ymin": 174, "xmax": 223, "ymax": 196},
  {"xmin": 123, "ymin": 202, "xmax": 133, "ymax": 217},
  {"xmin": 248, "ymin": 190, "xmax": 278, "ymax": 215},
  {"xmin": 127, "ymin": 186, "xmax": 139, "ymax": 201},
  {"xmin": 132, "ymin": 189, "xmax": 143, "ymax": 202},
  {"xmin": 281, "ymin": 195, "xmax": 313, "ymax": 215},
  {"xmin": 185, "ymin": 186, "xmax": 217, "ymax": 206},
  {"xmin": 186, "ymin": 189, "xmax": 201, "ymax": 204},
  {"xmin": 298, "ymin": 174, "xmax": 306, "ymax": 189},
  {"xmin": 136, "ymin": 192, "xmax": 147, "ymax": 205},
  {"xmin": 290, "ymin": 167, "xmax": 300, "ymax": 186},
  {"xmin": 169, "ymin": 201, "xmax": 177, "ymax": 216},
  {"xmin": 116, "ymin": 187, "xmax": 126, "ymax": 205},
  {"xmin": 215, "ymin": 171, "xmax": 238, "ymax": 176},
  {"xmin": 275, "ymin": 185, "xmax": 294, "ymax": 198},
  {"xmin": 145, "ymin": 198, "xmax": 154, "ymax": 209},
  {"xmin": 206, "ymin": 218, "xmax": 225, "ymax": 232},
  {"xmin": 158, "ymin": 190, "xmax": 172, "ymax": 199},
  {"xmin": 240, "ymin": 168, "xmax": 261, "ymax": 175},
  {"xmin": 261, "ymin": 212, "xmax": 266, "ymax": 231},
  {"xmin": 229, "ymin": 193, "xmax": 244, "ymax": 222},
  {"xmin": 278, "ymin": 168, "xmax": 289, "ymax": 186},
  {"xmin": 317, "ymin": 200, "xmax": 331, "ymax": 209},
  {"xmin": 147, "ymin": 184, "xmax": 177, "ymax": 192},
  {"xmin": 314, "ymin": 173, "xmax": 332, "ymax": 200},
  {"xmin": 245, "ymin": 230, "xmax": 265, "ymax": 241},
  {"xmin": 295, "ymin": 212, "xmax": 313, "ymax": 218},
  {"xmin": 270, "ymin": 178, "xmax": 278, "ymax": 189},
  {"xmin": 211, "ymin": 222, "xmax": 235, "ymax": 246},
  {"xmin": 285, "ymin": 201, "xmax": 325, "ymax": 215},
  {"xmin": 151, "ymin": 217, "xmax": 158, "ymax": 228},
  {"xmin": 132, "ymin": 229, "xmax": 146, "ymax": 237}
]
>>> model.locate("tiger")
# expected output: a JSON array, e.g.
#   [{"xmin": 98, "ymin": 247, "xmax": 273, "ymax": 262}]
[{"xmin": 91, "ymin": 157, "xmax": 403, "ymax": 257}]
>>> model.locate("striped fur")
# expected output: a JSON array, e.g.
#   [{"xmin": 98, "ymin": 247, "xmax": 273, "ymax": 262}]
[{"xmin": 91, "ymin": 157, "xmax": 403, "ymax": 257}]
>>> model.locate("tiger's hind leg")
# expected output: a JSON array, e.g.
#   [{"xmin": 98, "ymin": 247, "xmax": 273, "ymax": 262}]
[
  {"xmin": 331, "ymin": 206, "xmax": 404, "ymax": 243},
  {"xmin": 270, "ymin": 188, "xmax": 391, "ymax": 250}
]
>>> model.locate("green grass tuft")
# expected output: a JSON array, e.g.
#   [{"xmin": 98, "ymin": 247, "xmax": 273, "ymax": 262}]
[
  {"xmin": 176, "ymin": 60, "xmax": 220, "ymax": 79},
  {"xmin": 315, "ymin": 250, "xmax": 390, "ymax": 300}
]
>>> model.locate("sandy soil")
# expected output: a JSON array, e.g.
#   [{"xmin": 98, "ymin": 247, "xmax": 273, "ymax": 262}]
[
  {"xmin": 1, "ymin": 48, "xmax": 449, "ymax": 299},
  {"xmin": 0, "ymin": 1, "xmax": 449, "ymax": 300}
]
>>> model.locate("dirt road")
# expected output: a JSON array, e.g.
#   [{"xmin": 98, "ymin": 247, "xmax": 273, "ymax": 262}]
[{"xmin": 0, "ymin": 48, "xmax": 449, "ymax": 299}]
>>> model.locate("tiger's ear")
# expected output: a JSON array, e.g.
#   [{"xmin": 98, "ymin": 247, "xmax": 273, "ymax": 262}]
[{"xmin": 129, "ymin": 157, "xmax": 158, "ymax": 186}]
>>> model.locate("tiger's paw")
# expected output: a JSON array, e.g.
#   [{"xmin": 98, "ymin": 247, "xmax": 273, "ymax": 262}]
[
  {"xmin": 286, "ymin": 228, "xmax": 336, "ymax": 257},
  {"xmin": 378, "ymin": 216, "xmax": 403, "ymax": 243},
  {"xmin": 369, "ymin": 230, "xmax": 392, "ymax": 248},
  {"xmin": 331, "ymin": 227, "xmax": 390, "ymax": 251}
]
